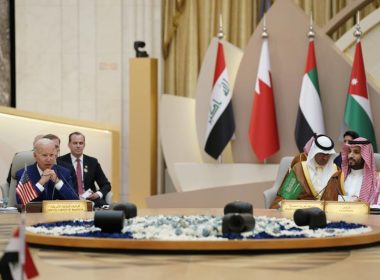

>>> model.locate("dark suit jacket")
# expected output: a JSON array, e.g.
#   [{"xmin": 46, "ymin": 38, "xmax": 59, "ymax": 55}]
[
  {"xmin": 15, "ymin": 163, "xmax": 78, "ymax": 204},
  {"xmin": 58, "ymin": 153, "xmax": 111, "ymax": 200},
  {"xmin": 7, "ymin": 153, "xmax": 78, "ymax": 193},
  {"xmin": 57, "ymin": 158, "xmax": 78, "ymax": 194}
]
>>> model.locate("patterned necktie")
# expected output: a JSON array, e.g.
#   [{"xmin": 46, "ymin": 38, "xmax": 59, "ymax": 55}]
[{"xmin": 76, "ymin": 158, "xmax": 84, "ymax": 195}]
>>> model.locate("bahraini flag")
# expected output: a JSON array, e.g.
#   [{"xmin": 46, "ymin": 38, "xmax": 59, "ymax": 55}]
[{"xmin": 249, "ymin": 37, "xmax": 279, "ymax": 161}]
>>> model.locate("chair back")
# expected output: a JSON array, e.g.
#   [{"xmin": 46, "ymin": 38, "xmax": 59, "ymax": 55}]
[
  {"xmin": 263, "ymin": 156, "xmax": 293, "ymax": 208},
  {"xmin": 8, "ymin": 151, "xmax": 36, "ymax": 207},
  {"xmin": 374, "ymin": 153, "xmax": 380, "ymax": 171}
]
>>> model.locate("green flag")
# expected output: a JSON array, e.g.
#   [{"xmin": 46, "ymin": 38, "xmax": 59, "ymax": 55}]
[{"xmin": 343, "ymin": 41, "xmax": 377, "ymax": 151}]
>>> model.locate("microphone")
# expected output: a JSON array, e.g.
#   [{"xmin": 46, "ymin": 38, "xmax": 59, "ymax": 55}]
[
  {"xmin": 293, "ymin": 207, "xmax": 327, "ymax": 229},
  {"xmin": 53, "ymin": 165, "xmax": 80, "ymax": 200},
  {"xmin": 224, "ymin": 201, "xmax": 253, "ymax": 215},
  {"xmin": 332, "ymin": 175, "xmax": 346, "ymax": 202}
]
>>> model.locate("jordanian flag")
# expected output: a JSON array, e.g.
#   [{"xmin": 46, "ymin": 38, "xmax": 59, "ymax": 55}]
[
  {"xmin": 295, "ymin": 39, "xmax": 325, "ymax": 151},
  {"xmin": 343, "ymin": 41, "xmax": 377, "ymax": 151},
  {"xmin": 204, "ymin": 41, "xmax": 235, "ymax": 159}
]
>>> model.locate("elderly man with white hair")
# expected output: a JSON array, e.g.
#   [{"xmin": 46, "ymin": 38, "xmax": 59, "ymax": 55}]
[
  {"xmin": 15, "ymin": 138, "xmax": 78, "ymax": 206},
  {"xmin": 271, "ymin": 134, "xmax": 338, "ymax": 209}
]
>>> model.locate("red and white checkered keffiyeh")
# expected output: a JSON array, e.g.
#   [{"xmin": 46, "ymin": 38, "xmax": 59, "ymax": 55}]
[
  {"xmin": 341, "ymin": 137, "xmax": 380, "ymax": 204},
  {"xmin": 303, "ymin": 135, "xmax": 315, "ymax": 155}
]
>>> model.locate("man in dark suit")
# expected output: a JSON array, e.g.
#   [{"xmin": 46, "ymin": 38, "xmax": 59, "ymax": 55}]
[
  {"xmin": 15, "ymin": 138, "xmax": 79, "ymax": 205},
  {"xmin": 43, "ymin": 134, "xmax": 78, "ymax": 194},
  {"xmin": 58, "ymin": 131, "xmax": 111, "ymax": 207}
]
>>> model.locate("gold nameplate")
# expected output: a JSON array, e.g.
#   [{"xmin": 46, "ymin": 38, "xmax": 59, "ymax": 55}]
[
  {"xmin": 281, "ymin": 200, "xmax": 324, "ymax": 213},
  {"xmin": 324, "ymin": 201, "xmax": 369, "ymax": 215},
  {"xmin": 42, "ymin": 200, "xmax": 88, "ymax": 213}
]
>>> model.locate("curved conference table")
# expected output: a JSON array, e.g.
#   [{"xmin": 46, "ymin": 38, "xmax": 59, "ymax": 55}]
[{"xmin": 2, "ymin": 208, "xmax": 380, "ymax": 280}]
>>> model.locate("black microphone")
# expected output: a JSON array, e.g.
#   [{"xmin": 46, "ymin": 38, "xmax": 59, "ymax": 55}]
[
  {"xmin": 293, "ymin": 207, "xmax": 327, "ymax": 229},
  {"xmin": 53, "ymin": 165, "xmax": 79, "ymax": 200},
  {"xmin": 224, "ymin": 201, "xmax": 253, "ymax": 215},
  {"xmin": 332, "ymin": 175, "xmax": 346, "ymax": 202},
  {"xmin": 222, "ymin": 213, "xmax": 255, "ymax": 234}
]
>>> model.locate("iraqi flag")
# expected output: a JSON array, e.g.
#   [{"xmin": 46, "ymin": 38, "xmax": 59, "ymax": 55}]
[
  {"xmin": 343, "ymin": 41, "xmax": 377, "ymax": 151},
  {"xmin": 204, "ymin": 41, "xmax": 235, "ymax": 159},
  {"xmin": 249, "ymin": 37, "xmax": 279, "ymax": 161},
  {"xmin": 294, "ymin": 39, "xmax": 325, "ymax": 152},
  {"xmin": 0, "ymin": 225, "xmax": 39, "ymax": 280}
]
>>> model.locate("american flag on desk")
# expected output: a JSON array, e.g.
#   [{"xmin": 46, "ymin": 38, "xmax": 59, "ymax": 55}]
[{"xmin": 15, "ymin": 166, "xmax": 38, "ymax": 206}]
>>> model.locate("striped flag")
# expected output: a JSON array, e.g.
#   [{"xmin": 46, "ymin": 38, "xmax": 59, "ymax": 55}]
[
  {"xmin": 343, "ymin": 41, "xmax": 377, "ymax": 151},
  {"xmin": 295, "ymin": 39, "xmax": 325, "ymax": 152},
  {"xmin": 249, "ymin": 37, "xmax": 279, "ymax": 161},
  {"xmin": 204, "ymin": 41, "xmax": 235, "ymax": 159},
  {"xmin": 0, "ymin": 225, "xmax": 39, "ymax": 280},
  {"xmin": 16, "ymin": 167, "xmax": 38, "ymax": 206}
]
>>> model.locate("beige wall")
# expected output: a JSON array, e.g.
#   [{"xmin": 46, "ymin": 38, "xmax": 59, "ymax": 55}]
[{"xmin": 14, "ymin": 0, "xmax": 163, "ymax": 201}]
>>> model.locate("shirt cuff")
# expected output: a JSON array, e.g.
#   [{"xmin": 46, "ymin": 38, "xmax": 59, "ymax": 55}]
[
  {"xmin": 96, "ymin": 191, "xmax": 103, "ymax": 199},
  {"xmin": 54, "ymin": 180, "xmax": 63, "ymax": 191},
  {"xmin": 35, "ymin": 183, "xmax": 45, "ymax": 192}
]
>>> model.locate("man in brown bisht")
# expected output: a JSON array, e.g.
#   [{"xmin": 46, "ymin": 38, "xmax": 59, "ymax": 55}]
[{"xmin": 271, "ymin": 134, "xmax": 338, "ymax": 209}]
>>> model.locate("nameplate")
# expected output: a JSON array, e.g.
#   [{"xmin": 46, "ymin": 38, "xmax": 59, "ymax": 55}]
[
  {"xmin": 42, "ymin": 200, "xmax": 88, "ymax": 213},
  {"xmin": 281, "ymin": 200, "xmax": 324, "ymax": 213},
  {"xmin": 324, "ymin": 201, "xmax": 369, "ymax": 215}
]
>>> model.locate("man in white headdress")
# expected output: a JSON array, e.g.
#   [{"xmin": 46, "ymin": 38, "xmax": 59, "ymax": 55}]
[{"xmin": 271, "ymin": 134, "xmax": 338, "ymax": 209}]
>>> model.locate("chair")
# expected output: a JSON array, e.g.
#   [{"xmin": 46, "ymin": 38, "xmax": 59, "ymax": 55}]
[
  {"xmin": 263, "ymin": 156, "xmax": 293, "ymax": 208},
  {"xmin": 374, "ymin": 153, "xmax": 380, "ymax": 171},
  {"xmin": 7, "ymin": 151, "xmax": 36, "ymax": 207}
]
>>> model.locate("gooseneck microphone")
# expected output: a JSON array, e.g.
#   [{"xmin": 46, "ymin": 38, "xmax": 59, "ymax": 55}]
[{"xmin": 53, "ymin": 165, "xmax": 80, "ymax": 200}]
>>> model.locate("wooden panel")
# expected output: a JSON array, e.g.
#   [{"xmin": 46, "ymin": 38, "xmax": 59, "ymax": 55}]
[{"xmin": 128, "ymin": 58, "xmax": 158, "ymax": 207}]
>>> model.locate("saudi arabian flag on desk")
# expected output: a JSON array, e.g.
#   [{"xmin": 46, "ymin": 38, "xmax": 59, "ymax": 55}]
[
  {"xmin": 343, "ymin": 41, "xmax": 377, "ymax": 152},
  {"xmin": 295, "ymin": 39, "xmax": 325, "ymax": 152}
]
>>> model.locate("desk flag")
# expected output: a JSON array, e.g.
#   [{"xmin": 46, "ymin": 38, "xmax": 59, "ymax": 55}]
[
  {"xmin": 0, "ymin": 222, "xmax": 39, "ymax": 280},
  {"xmin": 295, "ymin": 39, "xmax": 325, "ymax": 152},
  {"xmin": 204, "ymin": 41, "xmax": 235, "ymax": 159},
  {"xmin": 343, "ymin": 41, "xmax": 377, "ymax": 152},
  {"xmin": 249, "ymin": 37, "xmax": 279, "ymax": 161},
  {"xmin": 15, "ymin": 166, "xmax": 38, "ymax": 206}
]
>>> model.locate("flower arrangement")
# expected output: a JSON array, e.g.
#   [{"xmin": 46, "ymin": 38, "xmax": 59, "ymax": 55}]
[{"xmin": 26, "ymin": 215, "xmax": 371, "ymax": 240}]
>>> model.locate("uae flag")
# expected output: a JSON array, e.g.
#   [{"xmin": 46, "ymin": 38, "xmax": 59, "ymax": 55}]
[
  {"xmin": 249, "ymin": 37, "xmax": 279, "ymax": 161},
  {"xmin": 294, "ymin": 39, "xmax": 325, "ymax": 152},
  {"xmin": 343, "ymin": 41, "xmax": 377, "ymax": 151},
  {"xmin": 0, "ymin": 225, "xmax": 39, "ymax": 280},
  {"xmin": 204, "ymin": 41, "xmax": 235, "ymax": 159}
]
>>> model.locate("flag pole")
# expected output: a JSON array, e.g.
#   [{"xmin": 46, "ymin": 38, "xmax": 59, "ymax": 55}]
[
  {"xmin": 308, "ymin": 13, "xmax": 315, "ymax": 40},
  {"xmin": 354, "ymin": 11, "xmax": 361, "ymax": 41},
  {"xmin": 262, "ymin": 15, "xmax": 268, "ymax": 165},
  {"xmin": 217, "ymin": 14, "xmax": 224, "ymax": 40},
  {"xmin": 217, "ymin": 14, "xmax": 224, "ymax": 164},
  {"xmin": 262, "ymin": 14, "xmax": 268, "ymax": 38}
]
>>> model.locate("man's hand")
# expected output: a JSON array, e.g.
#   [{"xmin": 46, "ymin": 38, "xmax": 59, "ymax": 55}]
[
  {"xmin": 87, "ymin": 192, "xmax": 100, "ymax": 201},
  {"xmin": 38, "ymin": 169, "xmax": 59, "ymax": 185}
]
